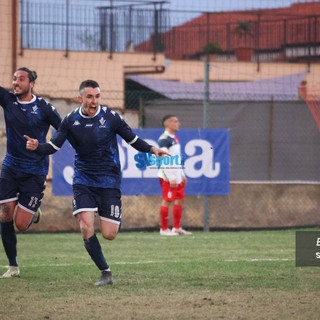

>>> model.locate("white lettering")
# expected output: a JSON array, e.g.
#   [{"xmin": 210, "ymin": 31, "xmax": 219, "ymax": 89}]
[
  {"xmin": 120, "ymin": 142, "xmax": 142, "ymax": 178},
  {"xmin": 62, "ymin": 138, "xmax": 221, "ymax": 181},
  {"xmin": 120, "ymin": 139, "xmax": 158, "ymax": 178},
  {"xmin": 63, "ymin": 165, "xmax": 74, "ymax": 185},
  {"xmin": 120, "ymin": 138, "xmax": 220, "ymax": 179},
  {"xmin": 184, "ymin": 139, "xmax": 220, "ymax": 178},
  {"xmin": 141, "ymin": 139, "xmax": 158, "ymax": 178}
]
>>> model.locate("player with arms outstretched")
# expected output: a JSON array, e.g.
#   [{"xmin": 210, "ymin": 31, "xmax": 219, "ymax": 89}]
[
  {"xmin": 0, "ymin": 67, "xmax": 62, "ymax": 278},
  {"xmin": 25, "ymin": 80, "xmax": 169, "ymax": 286}
]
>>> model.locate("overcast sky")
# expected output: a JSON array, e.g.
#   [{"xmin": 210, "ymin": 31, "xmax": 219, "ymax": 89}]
[
  {"xmin": 164, "ymin": 0, "xmax": 314, "ymax": 11},
  {"xmin": 62, "ymin": 0, "xmax": 316, "ymax": 25},
  {"xmin": 64, "ymin": 0, "xmax": 314, "ymax": 12}
]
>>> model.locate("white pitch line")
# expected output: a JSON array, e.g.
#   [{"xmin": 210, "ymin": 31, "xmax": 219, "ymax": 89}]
[
  {"xmin": 224, "ymin": 258, "xmax": 292, "ymax": 262},
  {"xmin": 0, "ymin": 258, "xmax": 293, "ymax": 269}
]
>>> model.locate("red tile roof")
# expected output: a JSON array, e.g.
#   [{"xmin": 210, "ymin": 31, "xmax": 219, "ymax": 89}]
[{"xmin": 135, "ymin": 2, "xmax": 320, "ymax": 60}]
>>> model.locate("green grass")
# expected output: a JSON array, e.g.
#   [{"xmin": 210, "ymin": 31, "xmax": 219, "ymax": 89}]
[{"xmin": 0, "ymin": 230, "xmax": 320, "ymax": 320}]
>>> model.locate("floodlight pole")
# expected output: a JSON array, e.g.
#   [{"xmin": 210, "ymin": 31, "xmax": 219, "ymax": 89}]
[{"xmin": 203, "ymin": 56, "xmax": 210, "ymax": 232}]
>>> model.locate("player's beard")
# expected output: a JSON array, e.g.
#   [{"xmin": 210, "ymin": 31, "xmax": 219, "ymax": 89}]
[{"xmin": 14, "ymin": 86, "xmax": 31, "ymax": 100}]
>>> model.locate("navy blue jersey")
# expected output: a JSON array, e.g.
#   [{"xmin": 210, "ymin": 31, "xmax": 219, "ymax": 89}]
[
  {"xmin": 48, "ymin": 105, "xmax": 143, "ymax": 189},
  {"xmin": 0, "ymin": 86, "xmax": 62, "ymax": 175}
]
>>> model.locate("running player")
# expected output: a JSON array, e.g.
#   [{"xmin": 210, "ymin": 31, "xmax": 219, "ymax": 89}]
[
  {"xmin": 25, "ymin": 79, "xmax": 169, "ymax": 286},
  {"xmin": 0, "ymin": 67, "xmax": 62, "ymax": 278},
  {"xmin": 158, "ymin": 115, "xmax": 191, "ymax": 236}
]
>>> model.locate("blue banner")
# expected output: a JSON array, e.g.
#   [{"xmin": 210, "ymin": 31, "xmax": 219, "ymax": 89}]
[{"xmin": 52, "ymin": 129, "xmax": 230, "ymax": 196}]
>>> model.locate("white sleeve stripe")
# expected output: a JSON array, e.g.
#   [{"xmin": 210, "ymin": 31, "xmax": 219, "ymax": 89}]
[
  {"xmin": 128, "ymin": 135, "xmax": 138, "ymax": 145},
  {"xmin": 49, "ymin": 141, "xmax": 60, "ymax": 151}
]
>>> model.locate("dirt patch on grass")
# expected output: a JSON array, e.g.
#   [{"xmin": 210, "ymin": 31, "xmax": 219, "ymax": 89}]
[{"xmin": 1, "ymin": 289, "xmax": 318, "ymax": 320}]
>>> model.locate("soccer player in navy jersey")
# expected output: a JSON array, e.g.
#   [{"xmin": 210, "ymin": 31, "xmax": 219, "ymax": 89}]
[
  {"xmin": 158, "ymin": 115, "xmax": 191, "ymax": 236},
  {"xmin": 0, "ymin": 67, "xmax": 62, "ymax": 278},
  {"xmin": 25, "ymin": 79, "xmax": 169, "ymax": 286}
]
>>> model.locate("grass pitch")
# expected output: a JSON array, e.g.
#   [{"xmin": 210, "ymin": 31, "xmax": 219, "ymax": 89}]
[{"xmin": 0, "ymin": 230, "xmax": 319, "ymax": 320}]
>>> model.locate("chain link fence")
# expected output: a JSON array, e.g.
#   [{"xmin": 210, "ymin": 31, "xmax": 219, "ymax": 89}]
[
  {"xmin": 1, "ymin": 0, "xmax": 320, "ymax": 231},
  {"xmin": 131, "ymin": 91, "xmax": 320, "ymax": 230},
  {"xmin": 19, "ymin": 0, "xmax": 320, "ymax": 65},
  {"xmin": 1, "ymin": 88, "xmax": 319, "ymax": 231}
]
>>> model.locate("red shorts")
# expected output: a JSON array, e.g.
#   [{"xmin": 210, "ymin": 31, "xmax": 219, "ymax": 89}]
[{"xmin": 159, "ymin": 178, "xmax": 185, "ymax": 201}]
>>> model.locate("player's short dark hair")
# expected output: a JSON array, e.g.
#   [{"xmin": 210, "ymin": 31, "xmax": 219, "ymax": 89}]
[
  {"xmin": 17, "ymin": 67, "xmax": 37, "ymax": 82},
  {"xmin": 162, "ymin": 114, "xmax": 175, "ymax": 127},
  {"xmin": 79, "ymin": 80, "xmax": 100, "ymax": 94}
]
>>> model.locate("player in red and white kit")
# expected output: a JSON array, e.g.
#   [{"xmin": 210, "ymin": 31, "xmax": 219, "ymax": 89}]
[{"xmin": 158, "ymin": 115, "xmax": 191, "ymax": 236}]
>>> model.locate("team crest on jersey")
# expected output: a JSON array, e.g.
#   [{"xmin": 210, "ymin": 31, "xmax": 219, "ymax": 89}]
[
  {"xmin": 31, "ymin": 106, "xmax": 38, "ymax": 114},
  {"xmin": 99, "ymin": 117, "xmax": 106, "ymax": 128}
]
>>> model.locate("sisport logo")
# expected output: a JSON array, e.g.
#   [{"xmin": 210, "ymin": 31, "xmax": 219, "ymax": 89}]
[
  {"xmin": 134, "ymin": 152, "xmax": 186, "ymax": 168},
  {"xmin": 120, "ymin": 138, "xmax": 220, "ymax": 179}
]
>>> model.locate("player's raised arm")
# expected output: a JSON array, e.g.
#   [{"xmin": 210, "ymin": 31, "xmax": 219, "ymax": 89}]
[
  {"xmin": 150, "ymin": 146, "xmax": 171, "ymax": 157},
  {"xmin": 114, "ymin": 114, "xmax": 171, "ymax": 157}
]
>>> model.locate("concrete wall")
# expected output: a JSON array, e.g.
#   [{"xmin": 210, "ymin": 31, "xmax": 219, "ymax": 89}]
[
  {"xmin": 0, "ymin": 1, "xmax": 15, "ymax": 88},
  {"xmin": 29, "ymin": 182, "xmax": 320, "ymax": 232}
]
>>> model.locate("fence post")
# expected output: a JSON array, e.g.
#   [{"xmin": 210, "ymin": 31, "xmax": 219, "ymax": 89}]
[
  {"xmin": 256, "ymin": 14, "xmax": 261, "ymax": 72},
  {"xmin": 109, "ymin": 5, "xmax": 114, "ymax": 59},
  {"xmin": 268, "ymin": 96, "xmax": 274, "ymax": 180},
  {"xmin": 283, "ymin": 19, "xmax": 287, "ymax": 62},
  {"xmin": 307, "ymin": 16, "xmax": 312, "ymax": 72},
  {"xmin": 203, "ymin": 57, "xmax": 210, "ymax": 232},
  {"xmin": 139, "ymin": 96, "xmax": 145, "ymax": 128},
  {"xmin": 153, "ymin": 7, "xmax": 159, "ymax": 61},
  {"xmin": 65, "ymin": 0, "xmax": 69, "ymax": 57}
]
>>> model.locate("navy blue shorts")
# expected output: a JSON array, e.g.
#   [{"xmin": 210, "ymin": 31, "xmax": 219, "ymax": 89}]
[
  {"xmin": 0, "ymin": 165, "xmax": 46, "ymax": 214},
  {"xmin": 72, "ymin": 184, "xmax": 122, "ymax": 226}
]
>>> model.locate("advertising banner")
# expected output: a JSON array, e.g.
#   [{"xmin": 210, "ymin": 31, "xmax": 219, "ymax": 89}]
[{"xmin": 52, "ymin": 129, "xmax": 230, "ymax": 196}]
